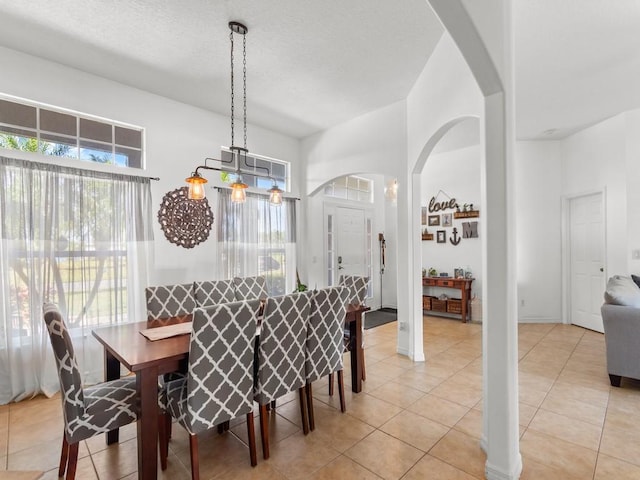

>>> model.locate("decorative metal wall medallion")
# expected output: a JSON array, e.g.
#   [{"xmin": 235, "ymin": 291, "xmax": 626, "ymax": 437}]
[{"xmin": 157, "ymin": 187, "xmax": 213, "ymax": 248}]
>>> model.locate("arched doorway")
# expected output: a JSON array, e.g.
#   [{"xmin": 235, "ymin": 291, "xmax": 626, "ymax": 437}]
[{"xmin": 406, "ymin": 1, "xmax": 521, "ymax": 479}]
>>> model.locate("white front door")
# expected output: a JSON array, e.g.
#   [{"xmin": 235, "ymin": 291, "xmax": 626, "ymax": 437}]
[
  {"xmin": 336, "ymin": 207, "xmax": 367, "ymax": 280},
  {"xmin": 569, "ymin": 192, "xmax": 605, "ymax": 332}
]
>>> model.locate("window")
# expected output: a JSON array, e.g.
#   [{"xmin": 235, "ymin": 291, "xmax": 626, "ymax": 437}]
[
  {"xmin": 324, "ymin": 175, "xmax": 373, "ymax": 203},
  {"xmin": 0, "ymin": 97, "xmax": 143, "ymax": 168},
  {"xmin": 0, "ymin": 156, "xmax": 154, "ymax": 403},
  {"xmin": 218, "ymin": 190, "xmax": 296, "ymax": 296},
  {"xmin": 220, "ymin": 148, "xmax": 288, "ymax": 191}
]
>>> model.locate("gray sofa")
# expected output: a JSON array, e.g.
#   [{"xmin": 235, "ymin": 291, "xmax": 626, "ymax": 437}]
[
  {"xmin": 602, "ymin": 303, "xmax": 640, "ymax": 386},
  {"xmin": 601, "ymin": 275, "xmax": 640, "ymax": 387}
]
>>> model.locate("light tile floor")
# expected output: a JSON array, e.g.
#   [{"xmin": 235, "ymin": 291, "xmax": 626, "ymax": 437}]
[{"xmin": 2, "ymin": 315, "xmax": 640, "ymax": 479}]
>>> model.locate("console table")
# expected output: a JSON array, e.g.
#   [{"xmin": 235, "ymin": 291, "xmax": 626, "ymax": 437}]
[{"xmin": 422, "ymin": 277, "xmax": 474, "ymax": 322}]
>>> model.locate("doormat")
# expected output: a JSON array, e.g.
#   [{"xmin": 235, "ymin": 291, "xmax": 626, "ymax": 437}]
[{"xmin": 364, "ymin": 308, "xmax": 397, "ymax": 329}]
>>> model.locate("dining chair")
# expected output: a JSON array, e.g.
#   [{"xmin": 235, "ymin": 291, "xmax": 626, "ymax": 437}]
[
  {"xmin": 305, "ymin": 286, "xmax": 350, "ymax": 430},
  {"xmin": 338, "ymin": 275, "xmax": 369, "ymax": 381},
  {"xmin": 145, "ymin": 283, "xmax": 196, "ymax": 327},
  {"xmin": 193, "ymin": 279, "xmax": 236, "ymax": 307},
  {"xmin": 43, "ymin": 303, "xmax": 138, "ymax": 480},
  {"xmin": 254, "ymin": 291, "xmax": 312, "ymax": 459},
  {"xmin": 233, "ymin": 275, "xmax": 268, "ymax": 301},
  {"xmin": 158, "ymin": 299, "xmax": 261, "ymax": 478}
]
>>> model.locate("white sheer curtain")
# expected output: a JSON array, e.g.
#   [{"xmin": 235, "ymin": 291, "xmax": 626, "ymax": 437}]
[
  {"xmin": 0, "ymin": 156, "xmax": 154, "ymax": 403},
  {"xmin": 218, "ymin": 189, "xmax": 296, "ymax": 296}
]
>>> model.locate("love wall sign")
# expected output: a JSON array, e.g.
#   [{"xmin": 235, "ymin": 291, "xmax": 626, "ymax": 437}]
[{"xmin": 427, "ymin": 195, "xmax": 479, "ymax": 245}]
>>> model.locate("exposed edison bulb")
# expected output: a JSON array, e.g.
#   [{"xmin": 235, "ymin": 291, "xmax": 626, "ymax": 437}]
[
  {"xmin": 188, "ymin": 181, "xmax": 206, "ymax": 200},
  {"xmin": 185, "ymin": 173, "xmax": 207, "ymax": 200},
  {"xmin": 268, "ymin": 184, "xmax": 283, "ymax": 206},
  {"xmin": 230, "ymin": 179, "xmax": 248, "ymax": 203}
]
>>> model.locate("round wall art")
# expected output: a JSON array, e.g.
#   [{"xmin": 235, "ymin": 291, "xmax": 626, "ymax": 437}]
[{"xmin": 157, "ymin": 187, "xmax": 213, "ymax": 248}]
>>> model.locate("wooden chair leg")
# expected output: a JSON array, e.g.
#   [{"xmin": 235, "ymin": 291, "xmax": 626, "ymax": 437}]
[
  {"xmin": 246, "ymin": 412, "xmax": 257, "ymax": 467},
  {"xmin": 328, "ymin": 372, "xmax": 334, "ymax": 396},
  {"xmin": 259, "ymin": 404, "xmax": 270, "ymax": 459},
  {"xmin": 58, "ymin": 435, "xmax": 69, "ymax": 478},
  {"xmin": 269, "ymin": 400, "xmax": 276, "ymax": 411},
  {"xmin": 166, "ymin": 410, "xmax": 172, "ymax": 441},
  {"xmin": 361, "ymin": 347, "xmax": 366, "ymax": 381},
  {"xmin": 158, "ymin": 412, "xmax": 168, "ymax": 471},
  {"xmin": 189, "ymin": 434, "xmax": 200, "ymax": 480},
  {"xmin": 298, "ymin": 387, "xmax": 309, "ymax": 435},
  {"xmin": 65, "ymin": 441, "xmax": 79, "ymax": 480},
  {"xmin": 217, "ymin": 420, "xmax": 230, "ymax": 433},
  {"xmin": 337, "ymin": 370, "xmax": 346, "ymax": 413},
  {"xmin": 306, "ymin": 382, "xmax": 315, "ymax": 431}
]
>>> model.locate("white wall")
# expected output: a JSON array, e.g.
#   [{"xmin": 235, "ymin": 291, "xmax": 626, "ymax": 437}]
[
  {"xmin": 383, "ymin": 179, "xmax": 399, "ymax": 309},
  {"xmin": 515, "ymin": 141, "xmax": 563, "ymax": 322},
  {"xmin": 625, "ymin": 109, "xmax": 640, "ymax": 274},
  {"xmin": 300, "ymin": 102, "xmax": 406, "ymax": 314},
  {"xmin": 407, "ymin": 35, "xmax": 483, "ymax": 167},
  {"xmin": 421, "ymin": 145, "xmax": 483, "ymax": 303},
  {"xmin": 303, "ymin": 101, "xmax": 407, "ymax": 195},
  {"xmin": 561, "ymin": 114, "xmax": 628, "ymax": 277},
  {"xmin": 0, "ymin": 46, "xmax": 300, "ymax": 285}
]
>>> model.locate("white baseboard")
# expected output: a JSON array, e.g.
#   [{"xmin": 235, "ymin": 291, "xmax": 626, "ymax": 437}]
[
  {"xmin": 396, "ymin": 346, "xmax": 410, "ymax": 356},
  {"xmin": 485, "ymin": 454, "xmax": 522, "ymax": 480},
  {"xmin": 517, "ymin": 316, "xmax": 561, "ymax": 324}
]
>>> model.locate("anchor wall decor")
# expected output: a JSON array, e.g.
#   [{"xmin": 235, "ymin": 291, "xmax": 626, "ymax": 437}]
[{"xmin": 450, "ymin": 227, "xmax": 461, "ymax": 245}]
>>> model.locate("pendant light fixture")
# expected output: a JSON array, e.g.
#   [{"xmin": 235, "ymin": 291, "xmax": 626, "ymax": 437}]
[
  {"xmin": 186, "ymin": 21, "xmax": 281, "ymax": 204},
  {"xmin": 268, "ymin": 182, "xmax": 283, "ymax": 206}
]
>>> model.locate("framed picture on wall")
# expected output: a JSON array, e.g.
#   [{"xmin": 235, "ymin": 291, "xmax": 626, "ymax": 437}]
[
  {"xmin": 442, "ymin": 213, "xmax": 452, "ymax": 227},
  {"xmin": 421, "ymin": 207, "xmax": 428, "ymax": 225},
  {"xmin": 436, "ymin": 230, "xmax": 446, "ymax": 243},
  {"xmin": 428, "ymin": 215, "xmax": 440, "ymax": 226}
]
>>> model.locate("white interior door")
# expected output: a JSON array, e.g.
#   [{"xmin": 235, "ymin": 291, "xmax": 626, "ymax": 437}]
[
  {"xmin": 569, "ymin": 192, "xmax": 605, "ymax": 332},
  {"xmin": 336, "ymin": 207, "xmax": 367, "ymax": 280}
]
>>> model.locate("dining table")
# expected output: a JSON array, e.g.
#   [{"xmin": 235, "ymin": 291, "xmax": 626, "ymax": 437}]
[
  {"xmin": 345, "ymin": 303, "xmax": 370, "ymax": 393},
  {"xmin": 92, "ymin": 302, "xmax": 370, "ymax": 479}
]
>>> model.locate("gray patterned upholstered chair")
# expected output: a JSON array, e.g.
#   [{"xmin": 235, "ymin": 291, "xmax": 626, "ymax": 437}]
[
  {"xmin": 254, "ymin": 291, "xmax": 313, "ymax": 459},
  {"xmin": 145, "ymin": 283, "xmax": 196, "ymax": 327},
  {"xmin": 43, "ymin": 303, "xmax": 137, "ymax": 480},
  {"xmin": 193, "ymin": 279, "xmax": 236, "ymax": 307},
  {"xmin": 159, "ymin": 299, "xmax": 261, "ymax": 477},
  {"xmin": 339, "ymin": 275, "xmax": 369, "ymax": 306},
  {"xmin": 339, "ymin": 275, "xmax": 369, "ymax": 381},
  {"xmin": 233, "ymin": 275, "xmax": 268, "ymax": 301},
  {"xmin": 305, "ymin": 286, "xmax": 350, "ymax": 430}
]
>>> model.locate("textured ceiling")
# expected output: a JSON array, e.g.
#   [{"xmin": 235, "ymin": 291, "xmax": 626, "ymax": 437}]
[
  {"xmin": 0, "ymin": 0, "xmax": 442, "ymax": 139},
  {"xmin": 515, "ymin": 0, "xmax": 640, "ymax": 139},
  {"xmin": 0, "ymin": 0, "xmax": 637, "ymax": 142}
]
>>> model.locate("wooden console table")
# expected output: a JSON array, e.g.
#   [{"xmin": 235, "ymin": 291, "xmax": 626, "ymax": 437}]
[{"xmin": 422, "ymin": 277, "xmax": 474, "ymax": 322}]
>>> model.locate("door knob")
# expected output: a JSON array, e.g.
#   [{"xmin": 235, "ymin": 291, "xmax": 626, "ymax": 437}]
[{"xmin": 600, "ymin": 267, "xmax": 604, "ymax": 272}]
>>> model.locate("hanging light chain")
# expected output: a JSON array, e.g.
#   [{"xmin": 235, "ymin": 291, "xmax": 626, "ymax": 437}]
[
  {"xmin": 242, "ymin": 32, "xmax": 247, "ymax": 150},
  {"xmin": 230, "ymin": 28, "xmax": 235, "ymax": 148}
]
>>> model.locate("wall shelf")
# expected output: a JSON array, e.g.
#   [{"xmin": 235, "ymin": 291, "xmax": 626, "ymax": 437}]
[{"xmin": 453, "ymin": 210, "xmax": 479, "ymax": 219}]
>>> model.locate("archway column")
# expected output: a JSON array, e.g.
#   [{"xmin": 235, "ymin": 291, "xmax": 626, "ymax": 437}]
[
  {"xmin": 481, "ymin": 91, "xmax": 521, "ymax": 479},
  {"xmin": 410, "ymin": 172, "xmax": 425, "ymax": 361},
  {"xmin": 425, "ymin": 1, "xmax": 520, "ymax": 478}
]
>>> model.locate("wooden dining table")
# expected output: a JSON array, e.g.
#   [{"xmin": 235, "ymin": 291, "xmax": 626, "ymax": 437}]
[
  {"xmin": 345, "ymin": 303, "xmax": 370, "ymax": 393},
  {"xmin": 92, "ymin": 303, "xmax": 370, "ymax": 479},
  {"xmin": 92, "ymin": 321, "xmax": 189, "ymax": 480}
]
